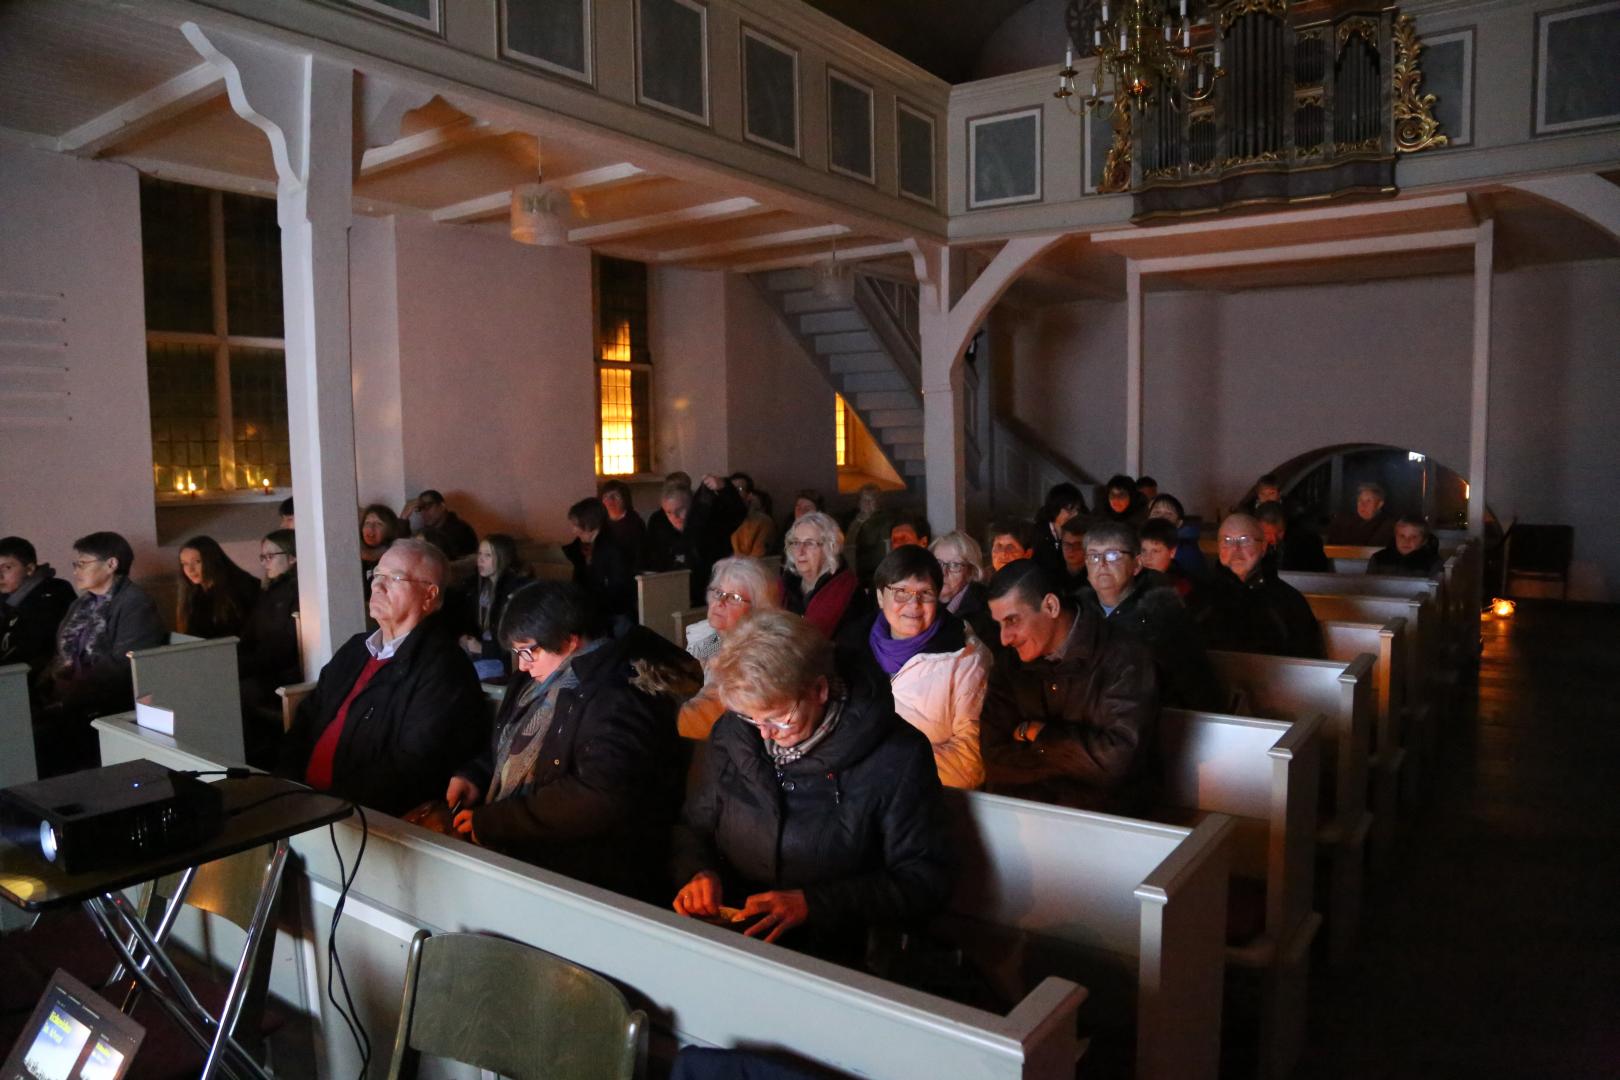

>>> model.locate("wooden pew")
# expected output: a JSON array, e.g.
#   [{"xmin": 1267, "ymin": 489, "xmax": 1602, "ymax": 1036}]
[
  {"xmin": 0, "ymin": 663, "xmax": 34, "ymax": 787},
  {"xmin": 1319, "ymin": 619, "xmax": 1407, "ymax": 865},
  {"xmin": 1301, "ymin": 593, "xmax": 1438, "ymax": 805},
  {"xmin": 1207, "ymin": 650, "xmax": 1375, "ymax": 967},
  {"xmin": 942, "ymin": 792, "xmax": 1234, "ymax": 1080},
  {"xmin": 1157, "ymin": 709, "xmax": 1324, "ymax": 1080},
  {"xmin": 672, "ymin": 606, "xmax": 709, "ymax": 648},
  {"xmin": 637, "ymin": 570, "xmax": 691, "ymax": 644},
  {"xmin": 92, "ymin": 718, "xmax": 1086, "ymax": 1080},
  {"xmin": 127, "ymin": 635, "xmax": 245, "ymax": 767}
]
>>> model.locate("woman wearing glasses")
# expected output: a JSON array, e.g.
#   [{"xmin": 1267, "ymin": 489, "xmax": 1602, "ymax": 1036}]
[
  {"xmin": 238, "ymin": 529, "xmax": 302, "ymax": 765},
  {"xmin": 679, "ymin": 557, "xmax": 778, "ymax": 739},
  {"xmin": 672, "ymin": 610, "xmax": 952, "ymax": 963},
  {"xmin": 779, "ymin": 511, "xmax": 866, "ymax": 639},
  {"xmin": 929, "ymin": 530, "xmax": 999, "ymax": 652},
  {"xmin": 841, "ymin": 546, "xmax": 989, "ymax": 789}
]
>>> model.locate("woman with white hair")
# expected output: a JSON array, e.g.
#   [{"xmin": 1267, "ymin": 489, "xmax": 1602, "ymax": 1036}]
[
  {"xmin": 680, "ymin": 556, "xmax": 779, "ymax": 738},
  {"xmin": 780, "ymin": 511, "xmax": 866, "ymax": 639},
  {"xmin": 930, "ymin": 530, "xmax": 998, "ymax": 651}
]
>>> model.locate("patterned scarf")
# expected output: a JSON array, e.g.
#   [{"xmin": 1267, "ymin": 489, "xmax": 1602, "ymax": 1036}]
[
  {"xmin": 763, "ymin": 685, "xmax": 846, "ymax": 768},
  {"xmin": 487, "ymin": 638, "xmax": 606, "ymax": 802},
  {"xmin": 54, "ymin": 586, "xmax": 116, "ymax": 676}
]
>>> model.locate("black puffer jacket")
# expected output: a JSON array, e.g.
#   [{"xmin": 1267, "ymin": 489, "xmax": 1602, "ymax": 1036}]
[
  {"xmin": 979, "ymin": 606, "xmax": 1160, "ymax": 816},
  {"xmin": 460, "ymin": 626, "xmax": 702, "ymax": 902},
  {"xmin": 1076, "ymin": 569, "xmax": 1224, "ymax": 711},
  {"xmin": 673, "ymin": 667, "xmax": 953, "ymax": 962},
  {"xmin": 1195, "ymin": 566, "xmax": 1325, "ymax": 659},
  {"xmin": 0, "ymin": 569, "xmax": 75, "ymax": 677},
  {"xmin": 279, "ymin": 613, "xmax": 488, "ymax": 815}
]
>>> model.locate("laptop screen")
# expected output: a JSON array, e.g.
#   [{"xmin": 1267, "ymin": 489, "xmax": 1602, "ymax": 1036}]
[{"xmin": 2, "ymin": 970, "xmax": 144, "ymax": 1080}]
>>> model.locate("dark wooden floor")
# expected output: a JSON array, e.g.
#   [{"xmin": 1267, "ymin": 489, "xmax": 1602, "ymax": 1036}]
[{"xmin": 1292, "ymin": 601, "xmax": 1620, "ymax": 1079}]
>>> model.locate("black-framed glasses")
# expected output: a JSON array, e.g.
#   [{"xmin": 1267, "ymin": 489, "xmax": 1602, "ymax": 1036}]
[
  {"xmin": 513, "ymin": 645, "xmax": 537, "ymax": 664},
  {"xmin": 70, "ymin": 557, "xmax": 106, "ymax": 571}
]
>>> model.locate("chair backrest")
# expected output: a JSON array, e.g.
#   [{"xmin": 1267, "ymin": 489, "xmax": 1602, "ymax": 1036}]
[
  {"xmin": 1504, "ymin": 523, "xmax": 1574, "ymax": 574},
  {"xmin": 387, "ymin": 930, "xmax": 645, "ymax": 1080}
]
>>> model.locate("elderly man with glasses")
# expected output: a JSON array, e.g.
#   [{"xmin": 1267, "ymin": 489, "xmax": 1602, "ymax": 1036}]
[
  {"xmin": 279, "ymin": 538, "xmax": 487, "ymax": 815},
  {"xmin": 1196, "ymin": 513, "xmax": 1325, "ymax": 659}
]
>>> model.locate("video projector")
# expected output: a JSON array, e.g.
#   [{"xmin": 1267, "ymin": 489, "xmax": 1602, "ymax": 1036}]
[{"xmin": 0, "ymin": 759, "xmax": 224, "ymax": 874}]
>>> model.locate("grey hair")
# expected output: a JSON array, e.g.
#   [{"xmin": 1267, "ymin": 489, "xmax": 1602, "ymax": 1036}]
[
  {"xmin": 1081, "ymin": 520, "xmax": 1139, "ymax": 556},
  {"xmin": 388, "ymin": 537, "xmax": 451, "ymax": 593},
  {"xmin": 709, "ymin": 556, "xmax": 780, "ymax": 611},
  {"xmin": 661, "ymin": 483, "xmax": 693, "ymax": 511},
  {"xmin": 929, "ymin": 530, "xmax": 985, "ymax": 583},
  {"xmin": 785, "ymin": 511, "xmax": 845, "ymax": 583}
]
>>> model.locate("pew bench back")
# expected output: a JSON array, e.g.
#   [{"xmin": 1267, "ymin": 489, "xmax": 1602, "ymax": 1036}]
[
  {"xmin": 129, "ymin": 635, "xmax": 244, "ymax": 766},
  {"xmin": 637, "ymin": 570, "xmax": 692, "ymax": 644},
  {"xmin": 0, "ymin": 663, "xmax": 34, "ymax": 786}
]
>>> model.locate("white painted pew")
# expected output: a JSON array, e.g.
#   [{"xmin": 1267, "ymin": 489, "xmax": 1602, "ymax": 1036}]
[
  {"xmin": 0, "ymin": 663, "xmax": 34, "ymax": 787},
  {"xmin": 1320, "ymin": 618, "xmax": 1408, "ymax": 861},
  {"xmin": 1207, "ymin": 650, "xmax": 1374, "ymax": 967},
  {"xmin": 672, "ymin": 606, "xmax": 709, "ymax": 647},
  {"xmin": 128, "ymin": 635, "xmax": 245, "ymax": 767},
  {"xmin": 637, "ymin": 569, "xmax": 692, "ymax": 644},
  {"xmin": 942, "ymin": 792, "xmax": 1234, "ymax": 1080},
  {"xmin": 1284, "ymin": 568, "xmax": 1459, "ymax": 691},
  {"xmin": 1158, "ymin": 709, "xmax": 1324, "ymax": 1080},
  {"xmin": 93, "ymin": 718, "xmax": 1085, "ymax": 1080}
]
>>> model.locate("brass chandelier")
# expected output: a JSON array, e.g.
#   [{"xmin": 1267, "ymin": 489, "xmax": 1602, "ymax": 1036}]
[{"xmin": 1055, "ymin": 0, "xmax": 1226, "ymax": 113}]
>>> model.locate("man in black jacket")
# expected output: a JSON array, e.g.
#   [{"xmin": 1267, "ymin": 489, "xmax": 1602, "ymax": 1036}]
[
  {"xmin": 1198, "ymin": 513, "xmax": 1325, "ymax": 659},
  {"xmin": 1256, "ymin": 501, "xmax": 1334, "ymax": 573},
  {"xmin": 401, "ymin": 488, "xmax": 479, "ymax": 559},
  {"xmin": 1368, "ymin": 515, "xmax": 1444, "ymax": 577},
  {"xmin": 980, "ymin": 560, "xmax": 1160, "ymax": 816},
  {"xmin": 0, "ymin": 536, "xmax": 75, "ymax": 677},
  {"xmin": 280, "ymin": 539, "xmax": 486, "ymax": 815},
  {"xmin": 448, "ymin": 581, "xmax": 702, "ymax": 902}
]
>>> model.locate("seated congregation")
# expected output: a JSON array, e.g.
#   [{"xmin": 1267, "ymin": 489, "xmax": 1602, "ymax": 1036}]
[{"xmin": 3, "ymin": 465, "xmax": 1463, "ymax": 1077}]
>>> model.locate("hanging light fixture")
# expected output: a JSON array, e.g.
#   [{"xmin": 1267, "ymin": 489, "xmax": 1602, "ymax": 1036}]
[
  {"xmin": 1055, "ymin": 0, "xmax": 1225, "ymax": 115},
  {"xmin": 809, "ymin": 237, "xmax": 854, "ymax": 303},
  {"xmin": 510, "ymin": 139, "xmax": 574, "ymax": 246}
]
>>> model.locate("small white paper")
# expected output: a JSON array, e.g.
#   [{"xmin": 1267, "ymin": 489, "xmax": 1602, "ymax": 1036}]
[{"xmin": 135, "ymin": 699, "xmax": 175, "ymax": 736}]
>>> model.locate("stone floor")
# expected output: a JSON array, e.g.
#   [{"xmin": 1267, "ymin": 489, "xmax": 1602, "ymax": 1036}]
[{"xmin": 1292, "ymin": 601, "xmax": 1620, "ymax": 1079}]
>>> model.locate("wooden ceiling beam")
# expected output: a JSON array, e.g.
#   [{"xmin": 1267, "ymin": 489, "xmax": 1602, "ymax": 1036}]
[{"xmin": 57, "ymin": 63, "xmax": 224, "ymax": 157}]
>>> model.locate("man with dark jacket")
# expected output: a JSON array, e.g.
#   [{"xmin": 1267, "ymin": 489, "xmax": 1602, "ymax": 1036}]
[
  {"xmin": 447, "ymin": 581, "xmax": 702, "ymax": 902},
  {"xmin": 280, "ymin": 539, "xmax": 486, "ymax": 815},
  {"xmin": 1326, "ymin": 482, "xmax": 1397, "ymax": 547},
  {"xmin": 34, "ymin": 531, "xmax": 167, "ymax": 776},
  {"xmin": 562, "ymin": 497, "xmax": 637, "ymax": 631},
  {"xmin": 673, "ymin": 610, "xmax": 951, "ymax": 966},
  {"xmin": 979, "ymin": 560, "xmax": 1160, "ymax": 816},
  {"xmin": 1256, "ymin": 501, "xmax": 1334, "ymax": 573},
  {"xmin": 1074, "ymin": 521, "xmax": 1223, "ymax": 712},
  {"xmin": 0, "ymin": 536, "xmax": 76, "ymax": 677},
  {"xmin": 1198, "ymin": 513, "xmax": 1325, "ymax": 659},
  {"xmin": 401, "ymin": 488, "xmax": 479, "ymax": 559},
  {"xmin": 1368, "ymin": 515, "xmax": 1444, "ymax": 577}
]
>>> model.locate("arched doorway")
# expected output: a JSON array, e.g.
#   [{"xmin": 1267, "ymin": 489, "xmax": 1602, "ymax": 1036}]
[{"xmin": 1253, "ymin": 443, "xmax": 1474, "ymax": 530}]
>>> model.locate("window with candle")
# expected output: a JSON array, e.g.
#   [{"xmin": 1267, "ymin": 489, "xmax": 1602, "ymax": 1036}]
[
  {"xmin": 595, "ymin": 256, "xmax": 653, "ymax": 476},
  {"xmin": 140, "ymin": 177, "xmax": 290, "ymax": 498}
]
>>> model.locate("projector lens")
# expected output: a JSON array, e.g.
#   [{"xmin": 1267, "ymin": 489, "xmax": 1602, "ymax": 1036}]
[{"xmin": 39, "ymin": 821, "xmax": 58, "ymax": 862}]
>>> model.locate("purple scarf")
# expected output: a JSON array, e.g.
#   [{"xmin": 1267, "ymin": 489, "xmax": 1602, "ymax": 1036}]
[{"xmin": 868, "ymin": 613, "xmax": 943, "ymax": 676}]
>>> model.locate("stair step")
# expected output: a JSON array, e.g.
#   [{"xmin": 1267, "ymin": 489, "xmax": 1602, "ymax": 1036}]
[
  {"xmin": 782, "ymin": 290, "xmax": 855, "ymax": 315},
  {"xmin": 866, "ymin": 408, "xmax": 923, "ymax": 428},
  {"xmin": 798, "ymin": 310, "xmax": 866, "ymax": 335},
  {"xmin": 855, "ymin": 390, "xmax": 919, "ymax": 412},
  {"xmin": 884, "ymin": 428, "xmax": 924, "ymax": 450},
  {"xmin": 815, "ymin": 330, "xmax": 880, "ymax": 355},
  {"xmin": 901, "ymin": 461, "xmax": 926, "ymax": 478},
  {"xmin": 763, "ymin": 268, "xmax": 815, "ymax": 291},
  {"xmin": 828, "ymin": 352, "xmax": 891, "ymax": 374},
  {"xmin": 840, "ymin": 370, "xmax": 909, "ymax": 394}
]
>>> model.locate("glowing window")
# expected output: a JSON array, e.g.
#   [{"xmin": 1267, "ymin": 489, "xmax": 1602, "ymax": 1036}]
[
  {"xmin": 835, "ymin": 394, "xmax": 849, "ymax": 467},
  {"xmin": 596, "ymin": 257, "xmax": 652, "ymax": 475}
]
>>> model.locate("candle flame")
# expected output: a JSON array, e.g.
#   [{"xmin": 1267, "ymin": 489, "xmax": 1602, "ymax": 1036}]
[{"xmin": 1490, "ymin": 598, "xmax": 1516, "ymax": 618}]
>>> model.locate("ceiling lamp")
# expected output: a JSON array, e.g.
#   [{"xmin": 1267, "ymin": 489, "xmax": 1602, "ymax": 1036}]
[
  {"xmin": 1055, "ymin": 0, "xmax": 1224, "ymax": 114},
  {"xmin": 510, "ymin": 142, "xmax": 574, "ymax": 246},
  {"xmin": 809, "ymin": 258, "xmax": 853, "ymax": 304}
]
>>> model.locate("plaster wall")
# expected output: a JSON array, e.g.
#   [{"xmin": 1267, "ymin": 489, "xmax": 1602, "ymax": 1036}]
[
  {"xmin": 350, "ymin": 215, "xmax": 406, "ymax": 511},
  {"xmin": 386, "ymin": 217, "xmax": 597, "ymax": 544},
  {"xmin": 0, "ymin": 148, "xmax": 158, "ymax": 582}
]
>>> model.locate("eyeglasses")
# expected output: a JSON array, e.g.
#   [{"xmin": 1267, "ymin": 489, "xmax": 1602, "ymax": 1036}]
[
  {"xmin": 937, "ymin": 560, "xmax": 970, "ymax": 575},
  {"xmin": 786, "ymin": 538, "xmax": 823, "ymax": 550},
  {"xmin": 1218, "ymin": 535, "xmax": 1264, "ymax": 549},
  {"xmin": 513, "ymin": 645, "xmax": 537, "ymax": 664},
  {"xmin": 736, "ymin": 700, "xmax": 800, "ymax": 732},
  {"xmin": 884, "ymin": 586, "xmax": 938, "ymax": 606},
  {"xmin": 366, "ymin": 568, "xmax": 433, "ymax": 589},
  {"xmin": 706, "ymin": 588, "xmax": 749, "ymax": 607},
  {"xmin": 1084, "ymin": 549, "xmax": 1133, "ymax": 566},
  {"xmin": 990, "ymin": 543, "xmax": 1029, "ymax": 556},
  {"xmin": 70, "ymin": 557, "xmax": 106, "ymax": 571},
  {"xmin": 258, "ymin": 550, "xmax": 289, "ymax": 564}
]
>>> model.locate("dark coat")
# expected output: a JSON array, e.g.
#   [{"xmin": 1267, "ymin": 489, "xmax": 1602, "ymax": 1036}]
[
  {"xmin": 0, "ymin": 569, "xmax": 75, "ymax": 677},
  {"xmin": 690, "ymin": 483, "xmax": 749, "ymax": 570},
  {"xmin": 1367, "ymin": 542, "xmax": 1443, "ymax": 578},
  {"xmin": 460, "ymin": 627, "xmax": 702, "ymax": 901},
  {"xmin": 42, "ymin": 576, "xmax": 167, "ymax": 717},
  {"xmin": 563, "ymin": 533, "xmax": 637, "ymax": 622},
  {"xmin": 179, "ymin": 566, "xmax": 260, "ymax": 640},
  {"xmin": 780, "ymin": 568, "xmax": 871, "ymax": 640},
  {"xmin": 673, "ymin": 669, "xmax": 953, "ymax": 963},
  {"xmin": 1076, "ymin": 569, "xmax": 1224, "ymax": 711},
  {"xmin": 1327, "ymin": 510, "xmax": 1396, "ymax": 548},
  {"xmin": 642, "ymin": 518, "xmax": 707, "ymax": 605},
  {"xmin": 949, "ymin": 581, "xmax": 1002, "ymax": 658},
  {"xmin": 979, "ymin": 607, "xmax": 1160, "ymax": 815},
  {"xmin": 279, "ymin": 613, "xmax": 488, "ymax": 816},
  {"xmin": 429, "ymin": 510, "xmax": 480, "ymax": 560},
  {"xmin": 1195, "ymin": 566, "xmax": 1325, "ymax": 659},
  {"xmin": 449, "ymin": 570, "xmax": 529, "ymax": 665},
  {"xmin": 605, "ymin": 511, "xmax": 646, "ymax": 572},
  {"xmin": 1264, "ymin": 529, "xmax": 1334, "ymax": 574},
  {"xmin": 238, "ymin": 569, "xmax": 301, "ymax": 690}
]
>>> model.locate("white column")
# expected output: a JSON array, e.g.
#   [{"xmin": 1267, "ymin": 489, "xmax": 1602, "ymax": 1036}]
[
  {"xmin": 185, "ymin": 25, "xmax": 366, "ymax": 671},
  {"xmin": 919, "ymin": 247, "xmax": 966, "ymax": 534},
  {"xmin": 1468, "ymin": 220, "xmax": 1494, "ymax": 537},
  {"xmin": 1125, "ymin": 259, "xmax": 1144, "ymax": 476}
]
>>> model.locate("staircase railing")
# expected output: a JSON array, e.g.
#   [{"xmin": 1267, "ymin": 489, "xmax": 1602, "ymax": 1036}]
[
  {"xmin": 851, "ymin": 275, "xmax": 921, "ymax": 393},
  {"xmin": 862, "ymin": 276, "xmax": 920, "ymax": 351}
]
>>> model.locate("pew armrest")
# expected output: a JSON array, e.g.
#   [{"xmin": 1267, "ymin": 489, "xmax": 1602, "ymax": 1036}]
[{"xmin": 276, "ymin": 680, "xmax": 318, "ymax": 733}]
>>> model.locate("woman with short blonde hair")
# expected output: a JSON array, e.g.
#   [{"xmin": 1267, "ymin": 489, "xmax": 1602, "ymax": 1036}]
[
  {"xmin": 679, "ymin": 556, "xmax": 781, "ymax": 739},
  {"xmin": 930, "ymin": 530, "xmax": 998, "ymax": 651},
  {"xmin": 779, "ymin": 512, "xmax": 864, "ymax": 638}
]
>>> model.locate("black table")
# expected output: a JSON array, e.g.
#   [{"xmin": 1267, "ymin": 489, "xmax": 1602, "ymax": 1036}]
[{"xmin": 0, "ymin": 774, "xmax": 352, "ymax": 1080}]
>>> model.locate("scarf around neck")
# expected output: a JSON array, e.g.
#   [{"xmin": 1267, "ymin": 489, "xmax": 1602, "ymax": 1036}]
[{"xmin": 868, "ymin": 612, "xmax": 943, "ymax": 676}]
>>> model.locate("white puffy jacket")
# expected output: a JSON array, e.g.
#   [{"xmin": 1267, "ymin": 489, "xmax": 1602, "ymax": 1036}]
[{"xmin": 889, "ymin": 624, "xmax": 992, "ymax": 790}]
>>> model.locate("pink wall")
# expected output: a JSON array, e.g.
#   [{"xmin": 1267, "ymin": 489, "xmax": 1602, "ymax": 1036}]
[
  {"xmin": 0, "ymin": 148, "xmax": 158, "ymax": 581},
  {"xmin": 384, "ymin": 218, "xmax": 597, "ymax": 543},
  {"xmin": 350, "ymin": 215, "xmax": 406, "ymax": 510},
  {"xmin": 998, "ymin": 260, "xmax": 1620, "ymax": 599},
  {"xmin": 650, "ymin": 267, "xmax": 730, "ymax": 475}
]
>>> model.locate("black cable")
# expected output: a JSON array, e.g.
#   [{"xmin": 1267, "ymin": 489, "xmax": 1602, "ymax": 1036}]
[{"xmin": 325, "ymin": 805, "xmax": 371, "ymax": 1079}]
